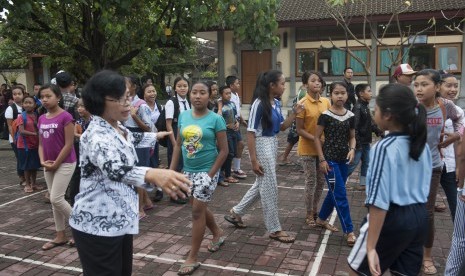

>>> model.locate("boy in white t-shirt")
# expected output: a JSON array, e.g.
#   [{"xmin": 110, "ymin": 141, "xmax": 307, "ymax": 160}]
[{"xmin": 225, "ymin": 76, "xmax": 247, "ymax": 179}]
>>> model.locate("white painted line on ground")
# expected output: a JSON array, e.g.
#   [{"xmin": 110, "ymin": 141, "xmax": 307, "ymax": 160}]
[
  {"xmin": 0, "ymin": 177, "xmax": 44, "ymax": 191},
  {"xmin": 0, "ymin": 190, "xmax": 46, "ymax": 208},
  {"xmin": 235, "ymin": 182, "xmax": 333, "ymax": 192},
  {"xmin": 308, "ymin": 211, "xmax": 338, "ymax": 276},
  {"xmin": 0, "ymin": 232, "xmax": 298, "ymax": 276},
  {"xmin": 0, "ymin": 184, "xmax": 19, "ymax": 191},
  {"xmin": 0, "ymin": 232, "xmax": 50, "ymax": 242},
  {"xmin": 0, "ymin": 253, "xmax": 83, "ymax": 272}
]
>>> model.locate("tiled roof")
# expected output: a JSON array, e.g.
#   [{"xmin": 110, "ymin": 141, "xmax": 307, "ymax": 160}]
[{"xmin": 277, "ymin": 0, "xmax": 465, "ymax": 22}]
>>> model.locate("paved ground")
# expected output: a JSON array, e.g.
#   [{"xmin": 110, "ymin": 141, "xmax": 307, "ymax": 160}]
[{"xmin": 0, "ymin": 131, "xmax": 454, "ymax": 276}]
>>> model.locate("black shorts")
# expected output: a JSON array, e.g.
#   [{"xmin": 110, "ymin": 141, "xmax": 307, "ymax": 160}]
[
  {"xmin": 348, "ymin": 203, "xmax": 427, "ymax": 276},
  {"xmin": 287, "ymin": 132, "xmax": 299, "ymax": 145}
]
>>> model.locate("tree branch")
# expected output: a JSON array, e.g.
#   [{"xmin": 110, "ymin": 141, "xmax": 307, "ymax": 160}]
[{"xmin": 107, "ymin": 49, "xmax": 141, "ymax": 69}]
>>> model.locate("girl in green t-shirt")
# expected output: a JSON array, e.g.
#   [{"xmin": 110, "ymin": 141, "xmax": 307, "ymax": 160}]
[{"xmin": 170, "ymin": 81, "xmax": 228, "ymax": 275}]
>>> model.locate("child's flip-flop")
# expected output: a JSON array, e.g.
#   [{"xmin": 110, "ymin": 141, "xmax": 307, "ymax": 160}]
[
  {"xmin": 177, "ymin": 262, "xmax": 201, "ymax": 275},
  {"xmin": 207, "ymin": 237, "xmax": 225, "ymax": 252}
]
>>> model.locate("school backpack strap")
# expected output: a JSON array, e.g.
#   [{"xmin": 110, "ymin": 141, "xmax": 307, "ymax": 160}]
[
  {"xmin": 11, "ymin": 103, "xmax": 18, "ymax": 120},
  {"xmin": 21, "ymin": 111, "xmax": 28, "ymax": 152},
  {"xmin": 133, "ymin": 99, "xmax": 147, "ymax": 108},
  {"xmin": 171, "ymin": 96, "xmax": 180, "ymax": 124}
]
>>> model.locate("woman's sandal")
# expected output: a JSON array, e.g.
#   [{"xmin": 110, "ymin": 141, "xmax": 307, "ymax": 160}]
[
  {"xmin": 346, "ymin": 233, "xmax": 357, "ymax": 247},
  {"xmin": 315, "ymin": 218, "xmax": 339, "ymax": 232},
  {"xmin": 24, "ymin": 186, "xmax": 34, "ymax": 193},
  {"xmin": 177, "ymin": 262, "xmax": 201, "ymax": 275},
  {"xmin": 423, "ymin": 258, "xmax": 437, "ymax": 275},
  {"xmin": 224, "ymin": 209, "xmax": 247, "ymax": 228},
  {"xmin": 269, "ymin": 231, "xmax": 295, "ymax": 243}
]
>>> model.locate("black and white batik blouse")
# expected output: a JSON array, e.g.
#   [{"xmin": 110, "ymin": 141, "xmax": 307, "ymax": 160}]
[{"xmin": 69, "ymin": 115, "xmax": 157, "ymax": 237}]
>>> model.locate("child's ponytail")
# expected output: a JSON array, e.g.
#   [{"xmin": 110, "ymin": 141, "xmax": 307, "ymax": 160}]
[
  {"xmin": 408, "ymin": 103, "xmax": 427, "ymax": 160},
  {"xmin": 377, "ymin": 84, "xmax": 427, "ymax": 161}
]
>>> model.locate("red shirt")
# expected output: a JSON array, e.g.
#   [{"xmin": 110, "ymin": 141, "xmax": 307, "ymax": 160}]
[{"xmin": 16, "ymin": 113, "xmax": 39, "ymax": 149}]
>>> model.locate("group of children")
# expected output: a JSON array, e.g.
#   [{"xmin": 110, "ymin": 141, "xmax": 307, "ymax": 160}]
[{"xmin": 5, "ymin": 66, "xmax": 465, "ymax": 275}]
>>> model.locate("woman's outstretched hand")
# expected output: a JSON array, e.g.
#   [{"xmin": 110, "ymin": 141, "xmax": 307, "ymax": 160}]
[{"xmin": 146, "ymin": 169, "xmax": 192, "ymax": 200}]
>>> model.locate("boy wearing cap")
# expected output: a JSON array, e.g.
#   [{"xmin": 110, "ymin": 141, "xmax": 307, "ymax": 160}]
[{"xmin": 393, "ymin": 63, "xmax": 417, "ymax": 86}]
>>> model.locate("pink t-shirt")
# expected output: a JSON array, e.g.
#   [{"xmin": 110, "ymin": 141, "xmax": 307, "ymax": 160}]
[
  {"xmin": 16, "ymin": 113, "xmax": 39, "ymax": 149},
  {"xmin": 38, "ymin": 111, "xmax": 76, "ymax": 163}
]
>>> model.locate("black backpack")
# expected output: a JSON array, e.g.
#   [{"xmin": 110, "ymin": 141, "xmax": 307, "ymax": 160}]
[
  {"xmin": 155, "ymin": 97, "xmax": 181, "ymax": 147},
  {"xmin": 0, "ymin": 103, "xmax": 18, "ymax": 140}
]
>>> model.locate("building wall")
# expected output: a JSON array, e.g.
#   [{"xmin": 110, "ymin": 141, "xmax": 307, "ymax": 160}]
[{"xmin": 221, "ymin": 28, "xmax": 464, "ymax": 113}]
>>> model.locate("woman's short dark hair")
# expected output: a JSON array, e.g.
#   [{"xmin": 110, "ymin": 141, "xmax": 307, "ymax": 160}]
[{"xmin": 82, "ymin": 70, "xmax": 126, "ymax": 116}]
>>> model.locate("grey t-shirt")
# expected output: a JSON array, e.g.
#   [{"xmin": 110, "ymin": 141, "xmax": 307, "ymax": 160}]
[{"xmin": 426, "ymin": 106, "xmax": 444, "ymax": 169}]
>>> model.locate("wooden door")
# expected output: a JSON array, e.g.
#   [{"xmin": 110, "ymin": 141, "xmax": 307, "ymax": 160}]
[{"xmin": 241, "ymin": 50, "xmax": 272, "ymax": 104}]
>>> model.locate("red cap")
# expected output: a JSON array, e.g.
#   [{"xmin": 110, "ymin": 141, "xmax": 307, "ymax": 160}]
[{"xmin": 393, "ymin": 64, "xmax": 416, "ymax": 78}]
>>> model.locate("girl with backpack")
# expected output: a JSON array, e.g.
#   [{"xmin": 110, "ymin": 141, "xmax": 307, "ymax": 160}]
[
  {"xmin": 124, "ymin": 76, "xmax": 155, "ymax": 219},
  {"xmin": 17, "ymin": 96, "xmax": 41, "ymax": 193},
  {"xmin": 5, "ymin": 85, "xmax": 25, "ymax": 186},
  {"xmin": 142, "ymin": 83, "xmax": 164, "ymax": 202},
  {"xmin": 166, "ymin": 77, "xmax": 191, "ymax": 204}
]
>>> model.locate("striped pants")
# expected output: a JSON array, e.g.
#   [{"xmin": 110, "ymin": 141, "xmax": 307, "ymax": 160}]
[
  {"xmin": 233, "ymin": 136, "xmax": 282, "ymax": 233},
  {"xmin": 445, "ymin": 193, "xmax": 465, "ymax": 275}
]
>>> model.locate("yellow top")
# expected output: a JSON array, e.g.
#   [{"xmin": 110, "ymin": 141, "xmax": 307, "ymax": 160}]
[{"xmin": 296, "ymin": 93, "xmax": 331, "ymax": 156}]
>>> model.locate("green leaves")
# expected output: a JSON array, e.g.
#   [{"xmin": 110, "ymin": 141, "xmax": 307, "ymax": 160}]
[{"xmin": 1, "ymin": 0, "xmax": 280, "ymax": 78}]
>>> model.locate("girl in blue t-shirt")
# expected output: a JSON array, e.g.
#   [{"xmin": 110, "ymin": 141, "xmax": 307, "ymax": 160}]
[
  {"xmin": 313, "ymin": 82, "xmax": 357, "ymax": 246},
  {"xmin": 348, "ymin": 84, "xmax": 431, "ymax": 276},
  {"xmin": 224, "ymin": 70, "xmax": 303, "ymax": 243},
  {"xmin": 170, "ymin": 81, "xmax": 228, "ymax": 275}
]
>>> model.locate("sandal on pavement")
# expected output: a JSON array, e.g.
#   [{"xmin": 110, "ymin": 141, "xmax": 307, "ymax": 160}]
[
  {"xmin": 346, "ymin": 233, "xmax": 357, "ymax": 247},
  {"xmin": 225, "ymin": 177, "xmax": 239, "ymax": 183},
  {"xmin": 68, "ymin": 239, "xmax": 75, "ymax": 247},
  {"xmin": 232, "ymin": 170, "xmax": 247, "ymax": 179},
  {"xmin": 217, "ymin": 181, "xmax": 230, "ymax": 187},
  {"xmin": 208, "ymin": 237, "xmax": 225, "ymax": 252},
  {"xmin": 224, "ymin": 209, "xmax": 246, "ymax": 228},
  {"xmin": 24, "ymin": 186, "xmax": 34, "ymax": 193},
  {"xmin": 305, "ymin": 217, "xmax": 316, "ymax": 227},
  {"xmin": 178, "ymin": 262, "xmax": 201, "ymax": 275},
  {"xmin": 435, "ymin": 203, "xmax": 446, "ymax": 213},
  {"xmin": 42, "ymin": 241, "xmax": 68, "ymax": 251},
  {"xmin": 269, "ymin": 231, "xmax": 295, "ymax": 243},
  {"xmin": 423, "ymin": 259, "xmax": 437, "ymax": 275},
  {"xmin": 32, "ymin": 185, "xmax": 45, "ymax": 191},
  {"xmin": 316, "ymin": 218, "xmax": 339, "ymax": 232}
]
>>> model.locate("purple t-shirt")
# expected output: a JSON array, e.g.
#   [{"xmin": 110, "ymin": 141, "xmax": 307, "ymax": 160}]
[{"xmin": 38, "ymin": 111, "xmax": 76, "ymax": 163}]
